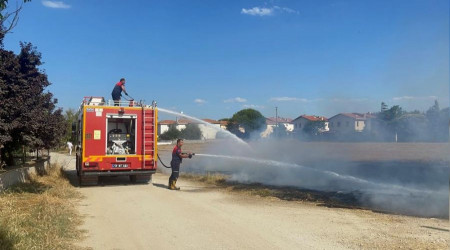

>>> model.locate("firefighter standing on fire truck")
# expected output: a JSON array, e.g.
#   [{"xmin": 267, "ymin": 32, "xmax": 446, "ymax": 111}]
[
  {"xmin": 111, "ymin": 78, "xmax": 128, "ymax": 105},
  {"xmin": 169, "ymin": 139, "xmax": 193, "ymax": 190}
]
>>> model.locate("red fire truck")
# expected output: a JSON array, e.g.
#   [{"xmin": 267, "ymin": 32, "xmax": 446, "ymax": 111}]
[{"xmin": 75, "ymin": 97, "xmax": 157, "ymax": 186}]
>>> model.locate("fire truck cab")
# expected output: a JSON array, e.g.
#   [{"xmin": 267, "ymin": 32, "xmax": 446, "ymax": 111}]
[{"xmin": 75, "ymin": 97, "xmax": 157, "ymax": 186}]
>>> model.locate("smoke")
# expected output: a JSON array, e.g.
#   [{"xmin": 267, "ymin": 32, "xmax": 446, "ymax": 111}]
[{"xmin": 183, "ymin": 138, "xmax": 449, "ymax": 218}]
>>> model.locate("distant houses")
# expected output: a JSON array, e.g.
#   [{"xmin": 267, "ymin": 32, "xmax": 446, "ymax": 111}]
[
  {"xmin": 158, "ymin": 118, "xmax": 224, "ymax": 140},
  {"xmin": 292, "ymin": 115, "xmax": 329, "ymax": 134},
  {"xmin": 158, "ymin": 112, "xmax": 380, "ymax": 140},
  {"xmin": 261, "ymin": 117, "xmax": 293, "ymax": 138},
  {"xmin": 328, "ymin": 113, "xmax": 376, "ymax": 133},
  {"xmin": 158, "ymin": 120, "xmax": 176, "ymax": 135}
]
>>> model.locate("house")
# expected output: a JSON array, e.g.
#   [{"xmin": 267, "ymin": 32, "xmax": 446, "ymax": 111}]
[
  {"xmin": 158, "ymin": 120, "xmax": 176, "ymax": 135},
  {"xmin": 328, "ymin": 113, "xmax": 376, "ymax": 133},
  {"xmin": 267, "ymin": 117, "xmax": 294, "ymax": 132},
  {"xmin": 175, "ymin": 119, "xmax": 190, "ymax": 131},
  {"xmin": 219, "ymin": 120, "xmax": 228, "ymax": 130},
  {"xmin": 199, "ymin": 119, "xmax": 222, "ymax": 140},
  {"xmin": 261, "ymin": 117, "xmax": 293, "ymax": 138},
  {"xmin": 158, "ymin": 118, "xmax": 227, "ymax": 139},
  {"xmin": 292, "ymin": 115, "xmax": 329, "ymax": 134}
]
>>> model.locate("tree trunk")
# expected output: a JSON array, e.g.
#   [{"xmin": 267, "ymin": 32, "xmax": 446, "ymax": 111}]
[
  {"xmin": 3, "ymin": 145, "xmax": 15, "ymax": 166},
  {"xmin": 22, "ymin": 145, "xmax": 26, "ymax": 164}
]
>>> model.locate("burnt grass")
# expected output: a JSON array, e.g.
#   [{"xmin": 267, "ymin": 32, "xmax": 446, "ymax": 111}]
[
  {"xmin": 182, "ymin": 173, "xmax": 362, "ymax": 209},
  {"xmin": 178, "ymin": 142, "xmax": 450, "ymax": 218}
]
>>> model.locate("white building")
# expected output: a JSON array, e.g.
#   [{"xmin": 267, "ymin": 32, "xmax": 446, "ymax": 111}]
[
  {"xmin": 199, "ymin": 119, "xmax": 222, "ymax": 140},
  {"xmin": 328, "ymin": 113, "xmax": 376, "ymax": 133},
  {"xmin": 292, "ymin": 115, "xmax": 329, "ymax": 134},
  {"xmin": 158, "ymin": 120, "xmax": 176, "ymax": 135},
  {"xmin": 261, "ymin": 117, "xmax": 293, "ymax": 138},
  {"xmin": 158, "ymin": 118, "xmax": 226, "ymax": 140}
]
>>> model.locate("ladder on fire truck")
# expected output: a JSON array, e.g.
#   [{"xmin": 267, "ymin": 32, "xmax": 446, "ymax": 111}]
[{"xmin": 142, "ymin": 104, "xmax": 155, "ymax": 168}]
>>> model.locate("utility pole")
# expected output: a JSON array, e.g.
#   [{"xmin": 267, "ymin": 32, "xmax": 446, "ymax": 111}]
[{"xmin": 275, "ymin": 107, "xmax": 278, "ymax": 137}]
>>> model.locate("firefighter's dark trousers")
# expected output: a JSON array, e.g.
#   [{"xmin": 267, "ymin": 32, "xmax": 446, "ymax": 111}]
[{"xmin": 169, "ymin": 162, "xmax": 180, "ymax": 182}]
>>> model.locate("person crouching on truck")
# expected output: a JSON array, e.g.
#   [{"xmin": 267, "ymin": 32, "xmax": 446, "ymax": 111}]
[
  {"xmin": 111, "ymin": 78, "xmax": 128, "ymax": 106},
  {"xmin": 169, "ymin": 139, "xmax": 193, "ymax": 190}
]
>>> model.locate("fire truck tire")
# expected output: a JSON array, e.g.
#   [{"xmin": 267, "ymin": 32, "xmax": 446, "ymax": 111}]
[{"xmin": 75, "ymin": 157, "xmax": 79, "ymax": 176}]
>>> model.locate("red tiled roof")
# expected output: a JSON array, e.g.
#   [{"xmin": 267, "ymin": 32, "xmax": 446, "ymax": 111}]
[
  {"xmin": 266, "ymin": 118, "xmax": 276, "ymax": 125},
  {"xmin": 202, "ymin": 119, "xmax": 220, "ymax": 124},
  {"xmin": 159, "ymin": 120, "xmax": 176, "ymax": 125},
  {"xmin": 176, "ymin": 119, "xmax": 191, "ymax": 125},
  {"xmin": 330, "ymin": 113, "xmax": 376, "ymax": 120},
  {"xmin": 293, "ymin": 115, "xmax": 328, "ymax": 122}
]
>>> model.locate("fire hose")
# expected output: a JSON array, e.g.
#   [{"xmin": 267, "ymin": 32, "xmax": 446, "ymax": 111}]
[{"xmin": 157, "ymin": 153, "xmax": 195, "ymax": 169}]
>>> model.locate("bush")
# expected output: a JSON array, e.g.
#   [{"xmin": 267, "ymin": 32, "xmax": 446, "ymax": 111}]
[
  {"xmin": 181, "ymin": 124, "xmax": 202, "ymax": 140},
  {"xmin": 159, "ymin": 126, "xmax": 181, "ymax": 141}
]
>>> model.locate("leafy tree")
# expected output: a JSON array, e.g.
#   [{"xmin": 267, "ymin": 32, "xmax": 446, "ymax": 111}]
[
  {"xmin": 381, "ymin": 102, "xmax": 388, "ymax": 112},
  {"xmin": 426, "ymin": 101, "xmax": 449, "ymax": 142},
  {"xmin": 377, "ymin": 103, "xmax": 405, "ymax": 140},
  {"xmin": 63, "ymin": 108, "xmax": 78, "ymax": 143},
  {"xmin": 180, "ymin": 124, "xmax": 202, "ymax": 140},
  {"xmin": 272, "ymin": 124, "xmax": 288, "ymax": 138},
  {"xmin": 303, "ymin": 121, "xmax": 326, "ymax": 136},
  {"xmin": 396, "ymin": 113, "xmax": 429, "ymax": 142},
  {"xmin": 0, "ymin": 42, "xmax": 64, "ymax": 165},
  {"xmin": 227, "ymin": 109, "xmax": 265, "ymax": 138},
  {"xmin": 159, "ymin": 126, "xmax": 181, "ymax": 141}
]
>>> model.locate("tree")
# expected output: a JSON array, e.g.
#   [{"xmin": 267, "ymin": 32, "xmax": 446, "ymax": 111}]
[
  {"xmin": 227, "ymin": 109, "xmax": 265, "ymax": 138},
  {"xmin": 377, "ymin": 103, "xmax": 405, "ymax": 141},
  {"xmin": 381, "ymin": 102, "xmax": 388, "ymax": 112},
  {"xmin": 396, "ymin": 113, "xmax": 429, "ymax": 142},
  {"xmin": 63, "ymin": 108, "xmax": 78, "ymax": 143},
  {"xmin": 180, "ymin": 124, "xmax": 202, "ymax": 140},
  {"xmin": 159, "ymin": 126, "xmax": 181, "ymax": 141},
  {"xmin": 0, "ymin": 0, "xmax": 31, "ymax": 44},
  {"xmin": 0, "ymin": 42, "xmax": 64, "ymax": 165},
  {"xmin": 303, "ymin": 121, "xmax": 326, "ymax": 136},
  {"xmin": 272, "ymin": 124, "xmax": 288, "ymax": 138},
  {"xmin": 426, "ymin": 100, "xmax": 449, "ymax": 142}
]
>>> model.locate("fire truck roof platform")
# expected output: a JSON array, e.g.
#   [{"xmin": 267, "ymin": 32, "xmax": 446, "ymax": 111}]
[{"xmin": 80, "ymin": 96, "xmax": 156, "ymax": 108}]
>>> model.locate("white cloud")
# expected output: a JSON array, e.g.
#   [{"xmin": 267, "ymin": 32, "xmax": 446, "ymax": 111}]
[
  {"xmin": 392, "ymin": 96, "xmax": 438, "ymax": 101},
  {"xmin": 330, "ymin": 98, "xmax": 369, "ymax": 103},
  {"xmin": 270, "ymin": 97, "xmax": 309, "ymax": 102},
  {"xmin": 273, "ymin": 6, "xmax": 299, "ymax": 14},
  {"xmin": 241, "ymin": 6, "xmax": 298, "ymax": 16},
  {"xmin": 241, "ymin": 7, "xmax": 273, "ymax": 16},
  {"xmin": 243, "ymin": 104, "xmax": 265, "ymax": 109},
  {"xmin": 224, "ymin": 97, "xmax": 247, "ymax": 103},
  {"xmin": 42, "ymin": 1, "xmax": 71, "ymax": 9},
  {"xmin": 194, "ymin": 98, "xmax": 206, "ymax": 104}
]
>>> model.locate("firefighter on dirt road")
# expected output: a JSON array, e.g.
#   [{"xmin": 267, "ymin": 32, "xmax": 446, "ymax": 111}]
[
  {"xmin": 169, "ymin": 139, "xmax": 193, "ymax": 190},
  {"xmin": 111, "ymin": 78, "xmax": 128, "ymax": 105}
]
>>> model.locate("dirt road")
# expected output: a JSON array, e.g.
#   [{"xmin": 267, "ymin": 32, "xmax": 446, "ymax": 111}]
[{"xmin": 52, "ymin": 153, "xmax": 449, "ymax": 249}]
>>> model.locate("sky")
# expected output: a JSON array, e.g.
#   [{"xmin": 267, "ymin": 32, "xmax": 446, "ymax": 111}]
[{"xmin": 3, "ymin": 0, "xmax": 449, "ymax": 120}]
